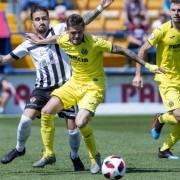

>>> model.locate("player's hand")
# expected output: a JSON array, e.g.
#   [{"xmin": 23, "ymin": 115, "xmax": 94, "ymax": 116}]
[
  {"xmin": 132, "ymin": 75, "xmax": 144, "ymax": 88},
  {"xmin": 100, "ymin": 0, "xmax": 114, "ymax": 9},
  {"xmin": 145, "ymin": 63, "xmax": 166, "ymax": 74}
]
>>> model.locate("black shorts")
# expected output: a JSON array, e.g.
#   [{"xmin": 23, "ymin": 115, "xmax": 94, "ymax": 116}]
[{"xmin": 25, "ymin": 87, "xmax": 78, "ymax": 120}]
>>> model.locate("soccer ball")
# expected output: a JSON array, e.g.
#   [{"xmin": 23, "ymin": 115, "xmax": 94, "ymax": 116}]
[{"xmin": 102, "ymin": 155, "xmax": 126, "ymax": 179}]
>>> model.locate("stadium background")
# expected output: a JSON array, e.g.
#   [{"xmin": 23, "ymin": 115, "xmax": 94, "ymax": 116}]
[
  {"xmin": 0, "ymin": 0, "xmax": 166, "ymax": 115},
  {"xmin": 1, "ymin": 1, "xmax": 180, "ymax": 180}
]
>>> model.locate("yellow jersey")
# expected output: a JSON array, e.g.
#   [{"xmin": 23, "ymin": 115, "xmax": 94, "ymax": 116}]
[
  {"xmin": 148, "ymin": 21, "xmax": 180, "ymax": 86},
  {"xmin": 57, "ymin": 33, "xmax": 112, "ymax": 82}
]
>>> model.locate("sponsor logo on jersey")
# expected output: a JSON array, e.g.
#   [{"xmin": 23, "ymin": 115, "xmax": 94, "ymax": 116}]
[
  {"xmin": 169, "ymin": 44, "xmax": 180, "ymax": 49},
  {"xmin": 67, "ymin": 54, "xmax": 88, "ymax": 62},
  {"xmin": 80, "ymin": 48, "xmax": 88, "ymax": 55}
]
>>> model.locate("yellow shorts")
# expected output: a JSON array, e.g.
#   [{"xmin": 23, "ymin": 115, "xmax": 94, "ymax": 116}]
[
  {"xmin": 51, "ymin": 78, "xmax": 105, "ymax": 113},
  {"xmin": 159, "ymin": 84, "xmax": 180, "ymax": 111}
]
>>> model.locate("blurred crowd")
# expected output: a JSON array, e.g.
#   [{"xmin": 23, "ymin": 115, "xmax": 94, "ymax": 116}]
[
  {"xmin": 0, "ymin": 0, "xmax": 171, "ymax": 68},
  {"xmin": 0, "ymin": 0, "xmax": 172, "ymax": 113}
]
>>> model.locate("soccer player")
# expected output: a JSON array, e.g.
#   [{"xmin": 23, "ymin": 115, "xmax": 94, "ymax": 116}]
[
  {"xmin": 132, "ymin": 0, "xmax": 180, "ymax": 159},
  {"xmin": 0, "ymin": 0, "xmax": 114, "ymax": 170},
  {"xmin": 27, "ymin": 14, "xmax": 163, "ymax": 173}
]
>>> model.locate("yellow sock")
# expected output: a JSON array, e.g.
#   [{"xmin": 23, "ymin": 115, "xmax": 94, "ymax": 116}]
[
  {"xmin": 41, "ymin": 113, "xmax": 55, "ymax": 158},
  {"xmin": 160, "ymin": 123, "xmax": 180, "ymax": 151},
  {"xmin": 159, "ymin": 112, "xmax": 178, "ymax": 125},
  {"xmin": 80, "ymin": 124, "xmax": 97, "ymax": 164}
]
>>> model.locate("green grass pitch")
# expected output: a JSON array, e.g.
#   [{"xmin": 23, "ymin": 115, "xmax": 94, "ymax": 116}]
[{"xmin": 0, "ymin": 115, "xmax": 180, "ymax": 180}]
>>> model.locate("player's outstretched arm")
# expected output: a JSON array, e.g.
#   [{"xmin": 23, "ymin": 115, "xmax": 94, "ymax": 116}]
[
  {"xmin": 26, "ymin": 33, "xmax": 58, "ymax": 44},
  {"xmin": 83, "ymin": 0, "xmax": 114, "ymax": 25},
  {"xmin": 111, "ymin": 44, "xmax": 166, "ymax": 74}
]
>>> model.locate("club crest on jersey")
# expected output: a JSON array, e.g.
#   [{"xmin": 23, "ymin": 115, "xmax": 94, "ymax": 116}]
[
  {"xmin": 80, "ymin": 48, "xmax": 88, "ymax": 55},
  {"xmin": 168, "ymin": 101, "xmax": 174, "ymax": 108}
]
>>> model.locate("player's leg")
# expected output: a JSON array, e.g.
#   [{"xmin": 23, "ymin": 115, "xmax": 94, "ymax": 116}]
[
  {"xmin": 77, "ymin": 85, "xmax": 104, "ymax": 174},
  {"xmin": 159, "ymin": 123, "xmax": 180, "ymax": 160},
  {"xmin": 33, "ymin": 96, "xmax": 64, "ymax": 167},
  {"xmin": 151, "ymin": 86, "xmax": 180, "ymax": 139},
  {"xmin": 158, "ymin": 108, "xmax": 180, "ymax": 159},
  {"xmin": 0, "ymin": 108, "xmax": 37, "ymax": 164},
  {"xmin": 1, "ymin": 88, "xmax": 51, "ymax": 164},
  {"xmin": 151, "ymin": 112, "xmax": 178, "ymax": 139},
  {"xmin": 58, "ymin": 105, "xmax": 85, "ymax": 171},
  {"xmin": 66, "ymin": 117, "xmax": 85, "ymax": 171},
  {"xmin": 76, "ymin": 109, "xmax": 101, "ymax": 174},
  {"xmin": 0, "ymin": 80, "xmax": 12, "ymax": 113}
]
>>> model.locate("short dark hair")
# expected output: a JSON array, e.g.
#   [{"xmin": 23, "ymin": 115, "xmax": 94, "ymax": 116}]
[
  {"xmin": 30, "ymin": 5, "xmax": 49, "ymax": 20},
  {"xmin": 171, "ymin": 0, "xmax": 180, "ymax": 3},
  {"xmin": 66, "ymin": 14, "xmax": 85, "ymax": 29}
]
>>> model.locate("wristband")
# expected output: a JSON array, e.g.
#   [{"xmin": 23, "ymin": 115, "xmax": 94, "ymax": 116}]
[
  {"xmin": 145, "ymin": 63, "xmax": 158, "ymax": 72},
  {"xmin": 97, "ymin": 5, "xmax": 103, "ymax": 12}
]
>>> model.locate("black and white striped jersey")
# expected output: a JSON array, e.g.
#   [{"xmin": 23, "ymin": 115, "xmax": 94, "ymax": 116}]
[{"xmin": 10, "ymin": 23, "xmax": 71, "ymax": 89}]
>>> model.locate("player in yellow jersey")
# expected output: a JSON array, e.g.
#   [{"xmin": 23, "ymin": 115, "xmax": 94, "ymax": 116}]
[
  {"xmin": 132, "ymin": 0, "xmax": 180, "ymax": 159},
  {"xmin": 27, "ymin": 14, "xmax": 164, "ymax": 173}
]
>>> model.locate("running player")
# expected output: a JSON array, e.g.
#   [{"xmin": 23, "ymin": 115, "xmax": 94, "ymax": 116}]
[
  {"xmin": 132, "ymin": 0, "xmax": 180, "ymax": 159},
  {"xmin": 27, "ymin": 13, "xmax": 163, "ymax": 173}
]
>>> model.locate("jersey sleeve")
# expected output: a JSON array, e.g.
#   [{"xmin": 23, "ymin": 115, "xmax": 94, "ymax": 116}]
[
  {"xmin": 147, "ymin": 26, "xmax": 164, "ymax": 46},
  {"xmin": 10, "ymin": 41, "xmax": 29, "ymax": 60},
  {"xmin": 93, "ymin": 36, "xmax": 112, "ymax": 53}
]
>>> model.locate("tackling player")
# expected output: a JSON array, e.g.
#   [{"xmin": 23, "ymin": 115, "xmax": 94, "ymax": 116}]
[
  {"xmin": 132, "ymin": 0, "xmax": 180, "ymax": 159},
  {"xmin": 0, "ymin": 0, "xmax": 114, "ymax": 170},
  {"xmin": 27, "ymin": 14, "xmax": 163, "ymax": 173}
]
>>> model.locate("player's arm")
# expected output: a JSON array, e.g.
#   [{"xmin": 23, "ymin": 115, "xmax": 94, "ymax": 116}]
[
  {"xmin": 0, "ymin": 54, "xmax": 16, "ymax": 65},
  {"xmin": 82, "ymin": 0, "xmax": 114, "ymax": 25},
  {"xmin": 26, "ymin": 33, "xmax": 58, "ymax": 44},
  {"xmin": 111, "ymin": 44, "xmax": 165, "ymax": 74},
  {"xmin": 132, "ymin": 40, "xmax": 153, "ymax": 87}
]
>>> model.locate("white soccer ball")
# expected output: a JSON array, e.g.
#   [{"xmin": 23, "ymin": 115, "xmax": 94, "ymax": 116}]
[{"xmin": 102, "ymin": 155, "xmax": 126, "ymax": 179}]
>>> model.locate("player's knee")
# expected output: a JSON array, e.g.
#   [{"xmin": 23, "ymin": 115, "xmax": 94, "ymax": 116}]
[
  {"xmin": 41, "ymin": 105, "xmax": 55, "ymax": 114},
  {"xmin": 76, "ymin": 120, "xmax": 85, "ymax": 128},
  {"xmin": 41, "ymin": 106, "xmax": 50, "ymax": 114},
  {"xmin": 75, "ymin": 110, "xmax": 91, "ymax": 128},
  {"xmin": 76, "ymin": 117, "xmax": 90, "ymax": 128},
  {"xmin": 42, "ymin": 96, "xmax": 62, "ymax": 115}
]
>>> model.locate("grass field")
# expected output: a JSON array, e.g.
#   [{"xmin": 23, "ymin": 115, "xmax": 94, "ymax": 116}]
[{"xmin": 0, "ymin": 115, "xmax": 180, "ymax": 180}]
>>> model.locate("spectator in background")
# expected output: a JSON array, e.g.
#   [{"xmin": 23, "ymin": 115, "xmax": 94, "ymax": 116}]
[
  {"xmin": 57, "ymin": 0, "xmax": 75, "ymax": 10},
  {"xmin": 163, "ymin": 0, "xmax": 171, "ymax": 15},
  {"xmin": 0, "ymin": 76, "xmax": 13, "ymax": 113},
  {"xmin": 50, "ymin": 1, "xmax": 75, "ymax": 26},
  {"xmin": 151, "ymin": 12, "xmax": 169, "ymax": 29},
  {"xmin": 127, "ymin": 14, "xmax": 148, "ymax": 67},
  {"xmin": 50, "ymin": 5, "xmax": 67, "ymax": 27},
  {"xmin": 18, "ymin": 0, "xmax": 57, "ymax": 28},
  {"xmin": 124, "ymin": 0, "xmax": 150, "ymax": 30}
]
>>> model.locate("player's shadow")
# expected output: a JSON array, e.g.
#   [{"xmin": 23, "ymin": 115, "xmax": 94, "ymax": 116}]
[
  {"xmin": 4, "ymin": 169, "xmax": 90, "ymax": 175},
  {"xmin": 127, "ymin": 167, "xmax": 180, "ymax": 173}
]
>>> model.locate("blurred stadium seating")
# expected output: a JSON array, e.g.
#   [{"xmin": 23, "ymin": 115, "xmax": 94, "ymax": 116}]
[{"xmin": 0, "ymin": 0, "xmax": 166, "ymax": 70}]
